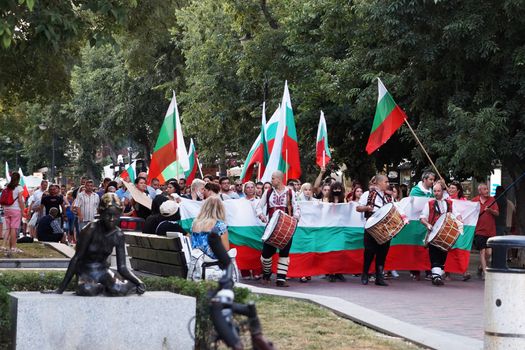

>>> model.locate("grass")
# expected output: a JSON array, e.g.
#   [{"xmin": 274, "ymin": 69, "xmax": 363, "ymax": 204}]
[
  {"xmin": 0, "ymin": 242, "xmax": 66, "ymax": 259},
  {"xmin": 227, "ymin": 295, "xmax": 421, "ymax": 350}
]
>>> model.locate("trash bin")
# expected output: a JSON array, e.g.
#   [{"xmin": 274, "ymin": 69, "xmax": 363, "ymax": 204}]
[{"xmin": 484, "ymin": 235, "xmax": 525, "ymax": 350}]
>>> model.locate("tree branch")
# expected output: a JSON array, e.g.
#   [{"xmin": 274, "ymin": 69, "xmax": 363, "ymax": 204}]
[{"xmin": 260, "ymin": 0, "xmax": 279, "ymax": 29}]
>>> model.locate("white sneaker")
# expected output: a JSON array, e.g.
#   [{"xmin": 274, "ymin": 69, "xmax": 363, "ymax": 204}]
[{"xmin": 391, "ymin": 270, "xmax": 400, "ymax": 278}]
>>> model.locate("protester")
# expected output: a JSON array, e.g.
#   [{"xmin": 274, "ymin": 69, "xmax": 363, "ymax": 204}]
[
  {"xmin": 64, "ymin": 191, "xmax": 79, "ymax": 244},
  {"xmin": 40, "ymin": 184, "xmax": 67, "ymax": 219},
  {"xmin": 203, "ymin": 174, "xmax": 214, "ymax": 183},
  {"xmin": 326, "ymin": 181, "xmax": 346, "ymax": 282},
  {"xmin": 410, "ymin": 171, "xmax": 436, "ymax": 197},
  {"xmin": 409, "ymin": 171, "xmax": 436, "ymax": 281},
  {"xmin": 318, "ymin": 183, "xmax": 331, "ymax": 202},
  {"xmin": 203, "ymin": 182, "xmax": 221, "ymax": 199},
  {"xmin": 190, "ymin": 196, "xmax": 229, "ymax": 259},
  {"xmin": 448, "ymin": 181, "xmax": 466, "ymax": 200},
  {"xmin": 182, "ymin": 179, "xmax": 205, "ymax": 201},
  {"xmin": 298, "ymin": 183, "xmax": 316, "ymax": 201},
  {"xmin": 37, "ymin": 208, "xmax": 65, "ymax": 243},
  {"xmin": 348, "ymin": 185, "xmax": 363, "ymax": 202},
  {"xmin": 1, "ymin": 172, "xmax": 25, "ymax": 253},
  {"xmin": 178, "ymin": 178, "xmax": 187, "ymax": 194},
  {"xmin": 219, "ymin": 176, "xmax": 239, "ymax": 199},
  {"xmin": 73, "ymin": 179, "xmax": 100, "ymax": 230},
  {"xmin": 472, "ymin": 183, "xmax": 499, "ymax": 280},
  {"xmin": 255, "ymin": 181, "xmax": 264, "ymax": 197},
  {"xmin": 154, "ymin": 200, "xmax": 186, "ymax": 236},
  {"xmin": 256, "ymin": 171, "xmax": 300, "ymax": 287},
  {"xmin": 97, "ymin": 177, "xmax": 111, "ymax": 197},
  {"xmin": 357, "ymin": 174, "xmax": 393, "ymax": 286},
  {"xmin": 131, "ymin": 176, "xmax": 152, "ymax": 219},
  {"xmin": 420, "ymin": 182, "xmax": 462, "ymax": 286},
  {"xmin": 243, "ymin": 181, "xmax": 258, "ymax": 201}
]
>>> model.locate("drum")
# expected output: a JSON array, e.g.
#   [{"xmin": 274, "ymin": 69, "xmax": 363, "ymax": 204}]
[
  {"xmin": 261, "ymin": 210, "xmax": 298, "ymax": 249},
  {"xmin": 425, "ymin": 213, "xmax": 462, "ymax": 251},
  {"xmin": 364, "ymin": 203, "xmax": 405, "ymax": 244}
]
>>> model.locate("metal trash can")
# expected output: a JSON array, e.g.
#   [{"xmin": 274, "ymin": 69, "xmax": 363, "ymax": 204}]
[{"xmin": 484, "ymin": 235, "xmax": 525, "ymax": 349}]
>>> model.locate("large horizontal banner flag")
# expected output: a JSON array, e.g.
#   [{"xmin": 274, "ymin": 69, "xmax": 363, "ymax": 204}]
[{"xmin": 179, "ymin": 197, "xmax": 480, "ymax": 277}]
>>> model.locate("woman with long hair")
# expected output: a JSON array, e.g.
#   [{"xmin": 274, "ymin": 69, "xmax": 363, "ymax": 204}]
[
  {"xmin": 327, "ymin": 181, "xmax": 346, "ymax": 282},
  {"xmin": 191, "ymin": 196, "xmax": 229, "ymax": 258},
  {"xmin": 298, "ymin": 182, "xmax": 316, "ymax": 201},
  {"xmin": 1, "ymin": 172, "xmax": 25, "ymax": 253},
  {"xmin": 448, "ymin": 181, "xmax": 466, "ymax": 200},
  {"xmin": 349, "ymin": 185, "xmax": 364, "ymax": 202}
]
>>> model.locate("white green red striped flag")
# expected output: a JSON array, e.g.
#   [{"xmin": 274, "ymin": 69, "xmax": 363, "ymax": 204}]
[
  {"xmin": 5, "ymin": 161, "xmax": 10, "ymax": 183},
  {"xmin": 179, "ymin": 197, "xmax": 480, "ymax": 276},
  {"xmin": 148, "ymin": 91, "xmax": 189, "ymax": 183},
  {"xmin": 316, "ymin": 111, "xmax": 331, "ymax": 167},
  {"xmin": 261, "ymin": 81, "xmax": 301, "ymax": 182},
  {"xmin": 366, "ymin": 78, "xmax": 407, "ymax": 154},
  {"xmin": 185, "ymin": 138, "xmax": 201, "ymax": 185},
  {"xmin": 239, "ymin": 106, "xmax": 280, "ymax": 183},
  {"xmin": 18, "ymin": 167, "xmax": 30, "ymax": 199}
]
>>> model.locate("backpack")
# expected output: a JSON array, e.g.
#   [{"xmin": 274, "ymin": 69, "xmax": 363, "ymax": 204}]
[{"xmin": 0, "ymin": 188, "xmax": 16, "ymax": 206}]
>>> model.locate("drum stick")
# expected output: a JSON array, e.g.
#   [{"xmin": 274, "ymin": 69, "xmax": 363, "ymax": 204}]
[{"xmin": 481, "ymin": 171, "xmax": 525, "ymax": 216}]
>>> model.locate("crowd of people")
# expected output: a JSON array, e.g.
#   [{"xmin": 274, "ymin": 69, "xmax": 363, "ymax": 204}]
[{"xmin": 0, "ymin": 166, "xmax": 518, "ymax": 288}]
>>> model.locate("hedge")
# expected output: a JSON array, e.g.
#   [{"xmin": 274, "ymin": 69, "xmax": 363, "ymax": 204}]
[{"xmin": 0, "ymin": 271, "xmax": 250, "ymax": 350}]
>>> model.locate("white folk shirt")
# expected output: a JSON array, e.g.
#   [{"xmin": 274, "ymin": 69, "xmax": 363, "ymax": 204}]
[
  {"xmin": 256, "ymin": 188, "xmax": 300, "ymax": 220},
  {"xmin": 358, "ymin": 190, "xmax": 389, "ymax": 214},
  {"xmin": 420, "ymin": 198, "xmax": 460, "ymax": 221}
]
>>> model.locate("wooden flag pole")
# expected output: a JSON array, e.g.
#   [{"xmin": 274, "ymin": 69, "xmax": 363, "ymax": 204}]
[
  {"xmin": 257, "ymin": 162, "xmax": 261, "ymax": 182},
  {"xmin": 197, "ymin": 158, "xmax": 204, "ymax": 179},
  {"xmin": 322, "ymin": 149, "xmax": 326, "ymax": 168},
  {"xmin": 404, "ymin": 119, "xmax": 447, "ymax": 183}
]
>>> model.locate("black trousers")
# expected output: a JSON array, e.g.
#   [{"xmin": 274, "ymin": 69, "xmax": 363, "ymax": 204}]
[
  {"xmin": 363, "ymin": 231, "xmax": 390, "ymax": 273},
  {"xmin": 428, "ymin": 244, "xmax": 448, "ymax": 269},
  {"xmin": 261, "ymin": 237, "xmax": 293, "ymax": 259}
]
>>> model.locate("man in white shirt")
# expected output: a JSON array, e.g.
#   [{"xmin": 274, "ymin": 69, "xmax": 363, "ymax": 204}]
[
  {"xmin": 357, "ymin": 174, "xmax": 392, "ymax": 286},
  {"xmin": 73, "ymin": 179, "xmax": 100, "ymax": 230},
  {"xmin": 420, "ymin": 182, "xmax": 462, "ymax": 286},
  {"xmin": 256, "ymin": 171, "xmax": 300, "ymax": 287}
]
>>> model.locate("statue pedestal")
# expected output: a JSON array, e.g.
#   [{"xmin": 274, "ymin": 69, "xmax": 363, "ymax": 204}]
[{"xmin": 10, "ymin": 291, "xmax": 196, "ymax": 350}]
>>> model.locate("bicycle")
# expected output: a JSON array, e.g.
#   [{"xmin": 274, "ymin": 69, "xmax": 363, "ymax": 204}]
[{"xmin": 208, "ymin": 231, "xmax": 276, "ymax": 350}]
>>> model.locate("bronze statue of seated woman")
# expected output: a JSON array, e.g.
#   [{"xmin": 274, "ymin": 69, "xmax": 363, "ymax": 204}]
[{"xmin": 43, "ymin": 193, "xmax": 145, "ymax": 296}]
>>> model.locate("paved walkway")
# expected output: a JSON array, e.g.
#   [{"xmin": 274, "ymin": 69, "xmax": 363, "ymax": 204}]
[{"xmin": 242, "ymin": 253, "xmax": 484, "ymax": 348}]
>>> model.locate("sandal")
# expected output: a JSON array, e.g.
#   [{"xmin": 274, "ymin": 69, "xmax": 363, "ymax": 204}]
[
  {"xmin": 11, "ymin": 248, "xmax": 24, "ymax": 253},
  {"xmin": 299, "ymin": 276, "xmax": 309, "ymax": 283}
]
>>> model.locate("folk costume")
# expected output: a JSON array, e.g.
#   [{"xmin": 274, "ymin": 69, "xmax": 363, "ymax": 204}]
[
  {"xmin": 256, "ymin": 187, "xmax": 300, "ymax": 285},
  {"xmin": 359, "ymin": 189, "xmax": 393, "ymax": 286}
]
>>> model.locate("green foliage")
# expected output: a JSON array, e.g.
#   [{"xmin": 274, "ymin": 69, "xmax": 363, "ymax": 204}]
[{"xmin": 0, "ymin": 271, "xmax": 250, "ymax": 350}]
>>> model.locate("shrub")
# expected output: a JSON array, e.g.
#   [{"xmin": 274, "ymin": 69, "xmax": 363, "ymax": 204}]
[{"xmin": 0, "ymin": 271, "xmax": 250, "ymax": 350}]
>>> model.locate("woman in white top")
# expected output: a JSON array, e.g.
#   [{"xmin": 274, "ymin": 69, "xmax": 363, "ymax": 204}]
[
  {"xmin": 297, "ymin": 183, "xmax": 317, "ymax": 201},
  {"xmin": 1, "ymin": 172, "xmax": 25, "ymax": 253}
]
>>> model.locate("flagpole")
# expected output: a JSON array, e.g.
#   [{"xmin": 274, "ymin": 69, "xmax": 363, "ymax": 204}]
[
  {"xmin": 197, "ymin": 158, "xmax": 204, "ymax": 179},
  {"xmin": 403, "ymin": 119, "xmax": 446, "ymax": 183},
  {"xmin": 322, "ymin": 150, "xmax": 326, "ymax": 168},
  {"xmin": 257, "ymin": 162, "xmax": 261, "ymax": 182}
]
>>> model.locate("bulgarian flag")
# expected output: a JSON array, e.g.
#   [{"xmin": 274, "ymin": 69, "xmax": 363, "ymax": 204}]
[
  {"xmin": 184, "ymin": 138, "xmax": 201, "ymax": 185},
  {"xmin": 239, "ymin": 106, "xmax": 280, "ymax": 183},
  {"xmin": 148, "ymin": 92, "xmax": 189, "ymax": 183},
  {"xmin": 365, "ymin": 78, "xmax": 407, "ymax": 154},
  {"xmin": 179, "ymin": 197, "xmax": 480, "ymax": 276},
  {"xmin": 316, "ymin": 111, "xmax": 331, "ymax": 167},
  {"xmin": 5, "ymin": 161, "xmax": 10, "ymax": 182},
  {"xmin": 261, "ymin": 81, "xmax": 301, "ymax": 182},
  {"xmin": 18, "ymin": 167, "xmax": 29, "ymax": 199},
  {"xmin": 120, "ymin": 161, "xmax": 136, "ymax": 183}
]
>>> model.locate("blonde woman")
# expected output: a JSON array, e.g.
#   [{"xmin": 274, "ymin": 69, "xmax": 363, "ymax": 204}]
[
  {"xmin": 298, "ymin": 183, "xmax": 317, "ymax": 201},
  {"xmin": 191, "ymin": 196, "xmax": 229, "ymax": 259}
]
